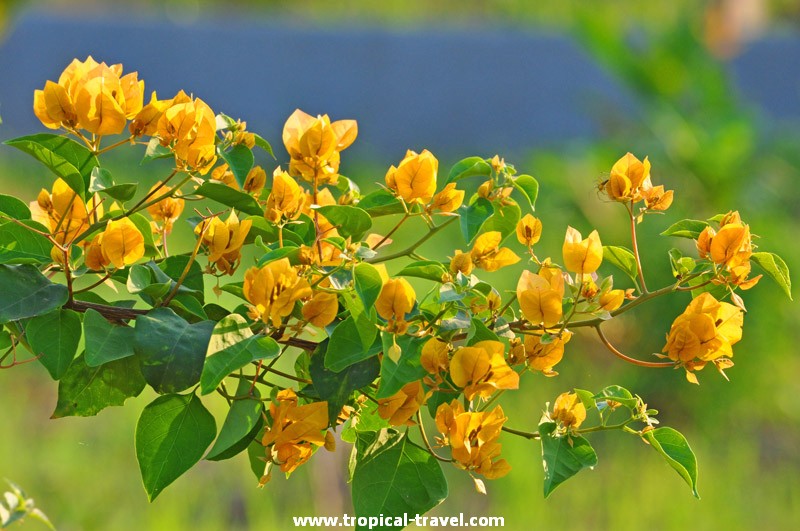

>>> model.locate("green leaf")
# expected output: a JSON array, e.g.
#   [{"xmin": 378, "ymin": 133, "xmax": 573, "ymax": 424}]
[
  {"xmin": 218, "ymin": 144, "xmax": 254, "ymax": 189},
  {"xmin": 0, "ymin": 194, "xmax": 32, "ymax": 220},
  {"xmin": 352, "ymin": 430, "xmax": 448, "ymax": 527},
  {"xmin": 89, "ymin": 167, "xmax": 138, "ymax": 202},
  {"xmin": 195, "ymin": 182, "xmax": 264, "ymax": 216},
  {"xmin": 341, "ymin": 400, "xmax": 390, "ymax": 443},
  {"xmin": 200, "ymin": 314, "xmax": 280, "ymax": 395},
  {"xmin": 357, "ymin": 189, "xmax": 405, "ymax": 216},
  {"xmin": 354, "ymin": 263, "xmax": 383, "ymax": 309},
  {"xmin": 540, "ymin": 421, "xmax": 598, "ymax": 498},
  {"xmin": 127, "ymin": 264, "xmax": 170, "ymax": 299},
  {"xmin": 481, "ymin": 202, "xmax": 521, "ymax": 243},
  {"xmin": 751, "ymin": 251, "xmax": 792, "ymax": 300},
  {"xmin": 0, "ymin": 220, "xmax": 53, "ymax": 264},
  {"xmin": 0, "ymin": 265, "xmax": 69, "ymax": 323},
  {"xmin": 593, "ymin": 384, "xmax": 638, "ymax": 409},
  {"xmin": 660, "ymin": 219, "xmax": 709, "ymax": 239},
  {"xmin": 310, "ymin": 340, "xmax": 380, "ymax": 425},
  {"xmin": 573, "ymin": 388, "xmax": 597, "ymax": 411},
  {"xmin": 134, "ymin": 308, "xmax": 215, "ymax": 394},
  {"xmin": 83, "ymin": 308, "xmax": 136, "ymax": 366},
  {"xmin": 512, "ymin": 174, "xmax": 539, "ymax": 211},
  {"xmin": 4, "ymin": 133, "xmax": 98, "ymax": 198},
  {"xmin": 127, "ymin": 212, "xmax": 158, "ymax": 257},
  {"xmin": 158, "ymin": 256, "xmax": 205, "ymax": 300},
  {"xmin": 397, "ymin": 260, "xmax": 449, "ymax": 282},
  {"xmin": 447, "ymin": 156, "xmax": 491, "ymax": 183},
  {"xmin": 142, "ymin": 137, "xmax": 172, "ymax": 162},
  {"xmin": 459, "ymin": 196, "xmax": 493, "ymax": 244},
  {"xmin": 26, "ymin": 309, "xmax": 82, "ymax": 380},
  {"xmin": 341, "ymin": 291, "xmax": 378, "ymax": 350},
  {"xmin": 603, "ymin": 246, "xmax": 639, "ymax": 284},
  {"xmin": 206, "ymin": 379, "xmax": 264, "ymax": 461},
  {"xmin": 325, "ymin": 317, "xmax": 383, "ymax": 372},
  {"xmin": 643, "ymin": 427, "xmax": 700, "ymax": 498},
  {"xmin": 377, "ymin": 334, "xmax": 427, "ymax": 399},
  {"xmin": 52, "ymin": 352, "xmax": 146, "ymax": 418},
  {"xmin": 317, "ymin": 205, "xmax": 372, "ymax": 240},
  {"xmin": 467, "ymin": 318, "xmax": 500, "ymax": 345},
  {"xmin": 252, "ymin": 133, "xmax": 275, "ymax": 158},
  {"xmin": 135, "ymin": 393, "xmax": 216, "ymax": 501}
]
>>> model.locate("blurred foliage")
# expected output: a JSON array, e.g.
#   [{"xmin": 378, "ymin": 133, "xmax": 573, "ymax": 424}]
[{"xmin": 1, "ymin": 1, "xmax": 799, "ymax": 530}]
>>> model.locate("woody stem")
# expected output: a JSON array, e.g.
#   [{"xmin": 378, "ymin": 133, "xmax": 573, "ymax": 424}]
[
  {"xmin": 416, "ymin": 411, "xmax": 453, "ymax": 462},
  {"xmin": 501, "ymin": 426, "xmax": 540, "ymax": 440},
  {"xmin": 371, "ymin": 211, "xmax": 410, "ymax": 250},
  {"xmin": 594, "ymin": 325, "xmax": 673, "ymax": 368},
  {"xmin": 367, "ymin": 216, "xmax": 458, "ymax": 264},
  {"xmin": 94, "ymin": 135, "xmax": 134, "ymax": 155},
  {"xmin": 161, "ymin": 222, "xmax": 206, "ymax": 306},
  {"xmin": 628, "ymin": 201, "xmax": 649, "ymax": 294}
]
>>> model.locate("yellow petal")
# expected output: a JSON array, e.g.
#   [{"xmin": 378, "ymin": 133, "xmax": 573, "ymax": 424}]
[
  {"xmin": 302, "ymin": 292, "xmax": 339, "ymax": 328},
  {"xmin": 100, "ymin": 218, "xmax": 145, "ymax": 268}
]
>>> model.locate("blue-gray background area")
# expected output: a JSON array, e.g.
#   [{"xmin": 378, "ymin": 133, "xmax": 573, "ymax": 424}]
[{"xmin": 0, "ymin": 11, "xmax": 797, "ymax": 161}]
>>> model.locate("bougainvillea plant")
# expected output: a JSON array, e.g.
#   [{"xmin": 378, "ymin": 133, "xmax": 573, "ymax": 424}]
[{"xmin": 0, "ymin": 57, "xmax": 793, "ymax": 517}]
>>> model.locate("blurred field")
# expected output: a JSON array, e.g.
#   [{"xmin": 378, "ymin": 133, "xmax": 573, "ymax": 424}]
[{"xmin": 1, "ymin": 1, "xmax": 800, "ymax": 530}]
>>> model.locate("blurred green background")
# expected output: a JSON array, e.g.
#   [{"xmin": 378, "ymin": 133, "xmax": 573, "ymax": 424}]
[{"xmin": 1, "ymin": 1, "xmax": 799, "ymax": 530}]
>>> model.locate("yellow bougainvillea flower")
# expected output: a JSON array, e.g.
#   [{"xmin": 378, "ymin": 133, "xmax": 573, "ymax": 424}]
[
  {"xmin": 145, "ymin": 181, "xmax": 184, "ymax": 234},
  {"xmin": 211, "ymin": 163, "xmax": 240, "ymax": 190},
  {"xmin": 244, "ymin": 258, "xmax": 312, "ymax": 327},
  {"xmin": 662, "ymin": 292, "xmax": 743, "ymax": 381},
  {"xmin": 375, "ymin": 277, "xmax": 416, "ymax": 323},
  {"xmin": 516, "ymin": 214, "xmax": 542, "ymax": 247},
  {"xmin": 196, "ymin": 211, "xmax": 252, "ymax": 275},
  {"xmin": 377, "ymin": 381, "xmax": 426, "ymax": 426},
  {"xmin": 449, "ymin": 340, "xmax": 519, "ymax": 400},
  {"xmin": 449, "ymin": 250, "xmax": 474, "ymax": 276},
  {"xmin": 696, "ymin": 212, "xmax": 761, "ymax": 289},
  {"xmin": 129, "ymin": 91, "xmax": 171, "ymax": 137},
  {"xmin": 517, "ymin": 269, "xmax": 565, "ymax": 328},
  {"xmin": 34, "ymin": 178, "xmax": 90, "ymax": 245},
  {"xmin": 244, "ymin": 165, "xmax": 267, "ymax": 195},
  {"xmin": 429, "ymin": 182, "xmax": 464, "ymax": 212},
  {"xmin": 551, "ymin": 392, "xmax": 586, "ymax": 430},
  {"xmin": 435, "ymin": 401, "xmax": 510, "ymax": 479},
  {"xmin": 84, "ymin": 233, "xmax": 109, "ymax": 271},
  {"xmin": 34, "ymin": 56, "xmax": 143, "ymax": 136},
  {"xmin": 157, "ymin": 91, "xmax": 217, "ymax": 174},
  {"xmin": 262, "ymin": 389, "xmax": 329, "ymax": 475},
  {"xmin": 301, "ymin": 291, "xmax": 339, "ymax": 328},
  {"xmin": 385, "ymin": 149, "xmax": 438, "ymax": 204},
  {"xmin": 282, "ymin": 109, "xmax": 357, "ymax": 185},
  {"xmin": 100, "ymin": 218, "xmax": 145, "ymax": 269},
  {"xmin": 640, "ymin": 185, "xmax": 673, "ymax": 211},
  {"xmin": 598, "ymin": 288, "xmax": 625, "ymax": 312},
  {"xmin": 421, "ymin": 337, "xmax": 450, "ymax": 378},
  {"xmin": 524, "ymin": 331, "xmax": 572, "ymax": 376},
  {"xmin": 562, "ymin": 226, "xmax": 602, "ymax": 274},
  {"xmin": 267, "ymin": 167, "xmax": 306, "ymax": 223},
  {"xmin": 605, "ymin": 152, "xmax": 651, "ymax": 202},
  {"xmin": 469, "ymin": 231, "xmax": 520, "ymax": 272}
]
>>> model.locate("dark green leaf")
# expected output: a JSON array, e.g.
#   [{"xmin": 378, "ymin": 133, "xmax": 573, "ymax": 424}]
[
  {"xmin": 136, "ymin": 393, "xmax": 216, "ymax": 501},
  {"xmin": 317, "ymin": 205, "xmax": 372, "ymax": 240},
  {"xmin": 459, "ymin": 196, "xmax": 493, "ymax": 244},
  {"xmin": 83, "ymin": 308, "xmax": 136, "ymax": 366},
  {"xmin": 5, "ymin": 134, "xmax": 98, "ymax": 198},
  {"xmin": 352, "ymin": 430, "xmax": 448, "ymax": 528},
  {"xmin": 200, "ymin": 314, "xmax": 280, "ymax": 394},
  {"xmin": 218, "ymin": 144, "xmax": 254, "ymax": 189},
  {"xmin": 253, "ymin": 134, "xmax": 275, "ymax": 158},
  {"xmin": 0, "ymin": 194, "xmax": 31, "ymax": 220},
  {"xmin": 353, "ymin": 263, "xmax": 383, "ymax": 309},
  {"xmin": 206, "ymin": 380, "xmax": 264, "ymax": 461},
  {"xmin": 0, "ymin": 221, "xmax": 53, "ymax": 264},
  {"xmin": 447, "ymin": 156, "xmax": 491, "ymax": 183},
  {"xmin": 158, "ymin": 256, "xmax": 205, "ymax": 300},
  {"xmin": 397, "ymin": 260, "xmax": 449, "ymax": 282},
  {"xmin": 310, "ymin": 340, "xmax": 380, "ymax": 425},
  {"xmin": 603, "ymin": 246, "xmax": 639, "ymax": 284},
  {"xmin": 134, "ymin": 308, "xmax": 215, "ymax": 394},
  {"xmin": 142, "ymin": 137, "xmax": 172, "ymax": 162},
  {"xmin": 643, "ymin": 427, "xmax": 700, "ymax": 498},
  {"xmin": 26, "ymin": 309, "xmax": 82, "ymax": 380},
  {"xmin": 481, "ymin": 202, "xmax": 521, "ymax": 243},
  {"xmin": 540, "ymin": 421, "xmax": 598, "ymax": 498},
  {"xmin": 325, "ymin": 317, "xmax": 383, "ymax": 372},
  {"xmin": 512, "ymin": 174, "xmax": 539, "ymax": 211},
  {"xmin": 660, "ymin": 219, "xmax": 709, "ymax": 239},
  {"xmin": 593, "ymin": 385, "xmax": 638, "ymax": 409},
  {"xmin": 751, "ymin": 251, "xmax": 792, "ymax": 300},
  {"xmin": 195, "ymin": 182, "xmax": 264, "ymax": 216},
  {"xmin": 89, "ymin": 167, "xmax": 138, "ymax": 202},
  {"xmin": 467, "ymin": 318, "xmax": 500, "ymax": 345},
  {"xmin": 377, "ymin": 334, "xmax": 427, "ymax": 399},
  {"xmin": 357, "ymin": 189, "xmax": 405, "ymax": 216},
  {"xmin": 52, "ymin": 352, "xmax": 146, "ymax": 418}
]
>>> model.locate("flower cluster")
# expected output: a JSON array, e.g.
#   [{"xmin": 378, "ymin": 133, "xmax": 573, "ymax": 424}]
[{"xmin": 435, "ymin": 401, "xmax": 510, "ymax": 479}]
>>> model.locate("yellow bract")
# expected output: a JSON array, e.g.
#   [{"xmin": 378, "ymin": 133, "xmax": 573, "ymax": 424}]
[
  {"xmin": 282, "ymin": 109, "xmax": 357, "ymax": 185},
  {"xmin": 562, "ymin": 226, "xmax": 602, "ymax": 274},
  {"xmin": 599, "ymin": 289, "xmax": 625, "ymax": 312},
  {"xmin": 604, "ymin": 152, "xmax": 673, "ymax": 210},
  {"xmin": 157, "ymin": 91, "xmax": 217, "ymax": 174},
  {"xmin": 33, "ymin": 178, "xmax": 90, "ymax": 245},
  {"xmin": 243, "ymin": 258, "xmax": 312, "ymax": 327},
  {"xmin": 524, "ymin": 331, "xmax": 572, "ymax": 376},
  {"xmin": 266, "ymin": 168, "xmax": 305, "ymax": 223},
  {"xmin": 696, "ymin": 211, "xmax": 761, "ymax": 289},
  {"xmin": 377, "ymin": 381, "xmax": 426, "ymax": 426},
  {"xmin": 435, "ymin": 401, "xmax": 510, "ymax": 479},
  {"xmin": 551, "ymin": 392, "xmax": 586, "ymax": 430},
  {"xmin": 375, "ymin": 277, "xmax": 416, "ymax": 325},
  {"xmin": 196, "ymin": 212, "xmax": 252, "ymax": 275},
  {"xmin": 100, "ymin": 218, "xmax": 145, "ymax": 269},
  {"xmin": 469, "ymin": 231, "xmax": 520, "ymax": 272},
  {"xmin": 517, "ymin": 269, "xmax": 564, "ymax": 328},
  {"xmin": 449, "ymin": 250, "xmax": 474, "ymax": 276},
  {"xmin": 34, "ymin": 56, "xmax": 143, "ymax": 136},
  {"xmin": 430, "ymin": 182, "xmax": 464, "ymax": 212},
  {"xmin": 145, "ymin": 181, "xmax": 184, "ymax": 234},
  {"xmin": 244, "ymin": 165, "xmax": 267, "ymax": 195},
  {"xmin": 84, "ymin": 233, "xmax": 109, "ymax": 271},
  {"xmin": 262, "ymin": 389, "xmax": 329, "ymax": 475},
  {"xmin": 516, "ymin": 214, "xmax": 542, "ymax": 247},
  {"xmin": 420, "ymin": 338, "xmax": 450, "ymax": 382},
  {"xmin": 301, "ymin": 292, "xmax": 339, "ymax": 328},
  {"xmin": 385, "ymin": 149, "xmax": 438, "ymax": 204},
  {"xmin": 129, "ymin": 91, "xmax": 171, "ymax": 137},
  {"xmin": 449, "ymin": 340, "xmax": 519, "ymax": 400}
]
